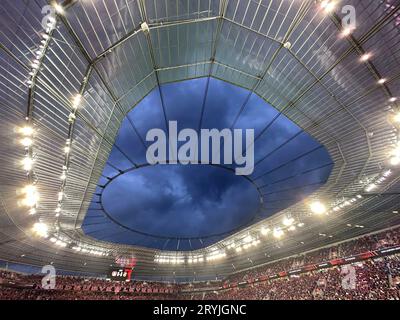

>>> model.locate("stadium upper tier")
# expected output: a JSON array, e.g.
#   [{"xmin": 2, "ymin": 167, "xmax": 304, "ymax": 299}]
[{"xmin": 0, "ymin": 0, "xmax": 400, "ymax": 280}]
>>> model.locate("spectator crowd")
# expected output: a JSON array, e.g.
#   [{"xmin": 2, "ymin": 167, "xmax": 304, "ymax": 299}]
[{"xmin": 1, "ymin": 227, "xmax": 400, "ymax": 300}]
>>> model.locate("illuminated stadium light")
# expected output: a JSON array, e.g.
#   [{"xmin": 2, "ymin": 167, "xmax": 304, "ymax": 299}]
[
  {"xmin": 20, "ymin": 137, "xmax": 33, "ymax": 147},
  {"xmin": 273, "ymin": 228, "xmax": 284, "ymax": 239},
  {"xmin": 58, "ymin": 192, "xmax": 63, "ymax": 201},
  {"xmin": 32, "ymin": 223, "xmax": 48, "ymax": 238},
  {"xmin": 261, "ymin": 227, "xmax": 270, "ymax": 236},
  {"xmin": 29, "ymin": 208, "xmax": 36, "ymax": 215},
  {"xmin": 320, "ymin": 0, "xmax": 337, "ymax": 13},
  {"xmin": 55, "ymin": 240, "xmax": 67, "ymax": 247},
  {"xmin": 297, "ymin": 222, "xmax": 305, "ymax": 228},
  {"xmin": 235, "ymin": 247, "xmax": 242, "ymax": 253},
  {"xmin": 365, "ymin": 183, "xmax": 377, "ymax": 192},
  {"xmin": 288, "ymin": 226, "xmax": 296, "ymax": 232},
  {"xmin": 64, "ymin": 146, "xmax": 71, "ymax": 154},
  {"xmin": 18, "ymin": 126, "xmax": 34, "ymax": 136},
  {"xmin": 226, "ymin": 242, "xmax": 236, "ymax": 250},
  {"xmin": 155, "ymin": 254, "xmax": 185, "ymax": 265},
  {"xmin": 310, "ymin": 201, "xmax": 327, "ymax": 215},
  {"xmin": 282, "ymin": 216, "xmax": 294, "ymax": 226},
  {"xmin": 389, "ymin": 97, "xmax": 398, "ymax": 102},
  {"xmin": 72, "ymin": 94, "xmax": 82, "ymax": 109},
  {"xmin": 390, "ymin": 156, "xmax": 400, "ymax": 166},
  {"xmin": 243, "ymin": 235, "xmax": 253, "ymax": 244},
  {"xmin": 378, "ymin": 78, "xmax": 387, "ymax": 85},
  {"xmin": 360, "ymin": 53, "xmax": 372, "ymax": 62},
  {"xmin": 390, "ymin": 145, "xmax": 400, "ymax": 157},
  {"xmin": 21, "ymin": 157, "xmax": 33, "ymax": 171},
  {"xmin": 53, "ymin": 3, "xmax": 64, "ymax": 14},
  {"xmin": 206, "ymin": 250, "xmax": 226, "ymax": 262},
  {"xmin": 393, "ymin": 113, "xmax": 400, "ymax": 123},
  {"xmin": 21, "ymin": 185, "xmax": 39, "ymax": 207},
  {"xmin": 341, "ymin": 27, "xmax": 354, "ymax": 37},
  {"xmin": 187, "ymin": 255, "xmax": 204, "ymax": 264},
  {"xmin": 251, "ymin": 240, "xmax": 260, "ymax": 246}
]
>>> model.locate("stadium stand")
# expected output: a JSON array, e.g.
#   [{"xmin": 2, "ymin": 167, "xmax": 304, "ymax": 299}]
[{"xmin": 1, "ymin": 227, "xmax": 400, "ymax": 300}]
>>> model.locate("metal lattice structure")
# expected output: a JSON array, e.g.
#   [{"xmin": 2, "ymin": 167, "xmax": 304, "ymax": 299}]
[{"xmin": 1, "ymin": 0, "xmax": 400, "ymax": 281}]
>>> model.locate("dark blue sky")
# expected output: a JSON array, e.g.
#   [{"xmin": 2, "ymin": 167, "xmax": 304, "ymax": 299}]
[{"xmin": 82, "ymin": 78, "xmax": 333, "ymax": 251}]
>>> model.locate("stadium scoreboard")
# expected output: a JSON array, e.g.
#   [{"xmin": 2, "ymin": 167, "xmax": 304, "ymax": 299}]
[{"xmin": 107, "ymin": 268, "xmax": 133, "ymax": 281}]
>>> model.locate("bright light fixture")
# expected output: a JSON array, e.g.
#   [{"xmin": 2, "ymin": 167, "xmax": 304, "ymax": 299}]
[
  {"xmin": 273, "ymin": 228, "xmax": 284, "ymax": 239},
  {"xmin": 20, "ymin": 137, "xmax": 33, "ymax": 147},
  {"xmin": 390, "ymin": 156, "xmax": 400, "ymax": 166},
  {"xmin": 341, "ymin": 27, "xmax": 353, "ymax": 37},
  {"xmin": 53, "ymin": 3, "xmax": 64, "ymax": 14},
  {"xmin": 32, "ymin": 222, "xmax": 48, "ymax": 237},
  {"xmin": 320, "ymin": 0, "xmax": 336, "ymax": 13},
  {"xmin": 21, "ymin": 185, "xmax": 39, "ymax": 207},
  {"xmin": 282, "ymin": 216, "xmax": 294, "ymax": 226},
  {"xmin": 21, "ymin": 157, "xmax": 33, "ymax": 171},
  {"xmin": 72, "ymin": 94, "xmax": 82, "ymax": 109},
  {"xmin": 261, "ymin": 227, "xmax": 270, "ymax": 236},
  {"xmin": 243, "ymin": 235, "xmax": 253, "ymax": 243},
  {"xmin": 378, "ymin": 78, "xmax": 387, "ymax": 85},
  {"xmin": 310, "ymin": 201, "xmax": 327, "ymax": 215},
  {"xmin": 19, "ymin": 126, "xmax": 34, "ymax": 136},
  {"xmin": 360, "ymin": 53, "xmax": 371, "ymax": 62}
]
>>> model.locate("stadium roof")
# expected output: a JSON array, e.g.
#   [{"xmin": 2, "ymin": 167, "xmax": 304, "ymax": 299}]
[{"xmin": 0, "ymin": 0, "xmax": 400, "ymax": 281}]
